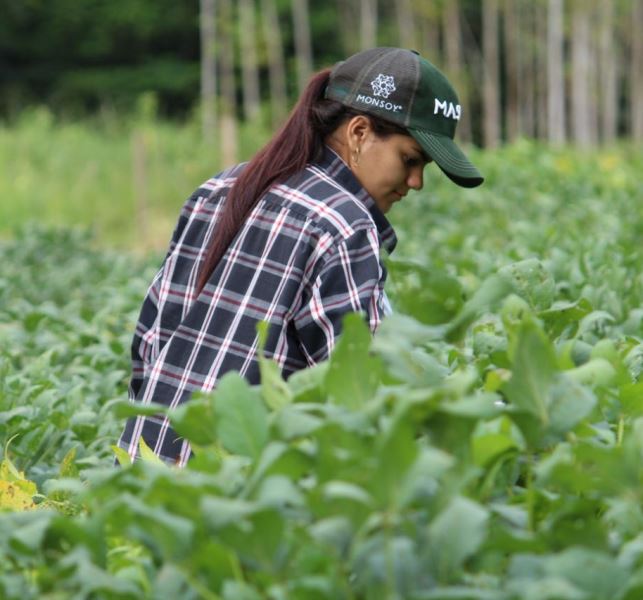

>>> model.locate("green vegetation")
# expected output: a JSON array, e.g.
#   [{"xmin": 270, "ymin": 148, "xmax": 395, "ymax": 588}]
[
  {"xmin": 0, "ymin": 130, "xmax": 642, "ymax": 598},
  {"xmin": 0, "ymin": 107, "xmax": 270, "ymax": 249}
]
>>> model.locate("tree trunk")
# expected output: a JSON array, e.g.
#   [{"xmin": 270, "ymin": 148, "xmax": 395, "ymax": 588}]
[
  {"xmin": 482, "ymin": 0, "xmax": 501, "ymax": 147},
  {"xmin": 571, "ymin": 0, "xmax": 596, "ymax": 147},
  {"xmin": 199, "ymin": 0, "xmax": 217, "ymax": 141},
  {"xmin": 631, "ymin": 0, "xmax": 643, "ymax": 140},
  {"xmin": 395, "ymin": 0, "xmax": 415, "ymax": 49},
  {"xmin": 360, "ymin": 0, "xmax": 378, "ymax": 50},
  {"xmin": 504, "ymin": 0, "xmax": 520, "ymax": 142},
  {"xmin": 598, "ymin": 1, "xmax": 617, "ymax": 143},
  {"xmin": 536, "ymin": 2, "xmax": 549, "ymax": 140},
  {"xmin": 261, "ymin": 0, "xmax": 288, "ymax": 128},
  {"xmin": 547, "ymin": 0, "xmax": 566, "ymax": 144},
  {"xmin": 239, "ymin": 0, "xmax": 261, "ymax": 121},
  {"xmin": 291, "ymin": 0, "xmax": 313, "ymax": 94},
  {"xmin": 419, "ymin": 6, "xmax": 440, "ymax": 61},
  {"xmin": 443, "ymin": 0, "xmax": 471, "ymax": 143},
  {"xmin": 219, "ymin": 0, "xmax": 238, "ymax": 166},
  {"xmin": 337, "ymin": 0, "xmax": 358, "ymax": 55},
  {"xmin": 521, "ymin": 1, "xmax": 536, "ymax": 139}
]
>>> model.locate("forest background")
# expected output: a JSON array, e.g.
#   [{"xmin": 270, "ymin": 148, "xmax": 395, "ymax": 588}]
[{"xmin": 1, "ymin": 0, "xmax": 642, "ymax": 248}]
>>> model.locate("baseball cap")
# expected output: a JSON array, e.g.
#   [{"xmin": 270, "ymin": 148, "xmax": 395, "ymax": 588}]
[{"xmin": 325, "ymin": 47, "xmax": 483, "ymax": 188}]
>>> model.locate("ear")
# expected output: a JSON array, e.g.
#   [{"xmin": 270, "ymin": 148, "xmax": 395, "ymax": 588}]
[{"xmin": 345, "ymin": 115, "xmax": 372, "ymax": 151}]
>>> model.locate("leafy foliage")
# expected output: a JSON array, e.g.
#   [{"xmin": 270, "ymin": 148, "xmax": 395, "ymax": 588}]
[{"xmin": 0, "ymin": 143, "xmax": 642, "ymax": 598}]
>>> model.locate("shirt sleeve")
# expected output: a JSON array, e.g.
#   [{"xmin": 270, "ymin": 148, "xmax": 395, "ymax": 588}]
[
  {"xmin": 293, "ymin": 226, "xmax": 387, "ymax": 364},
  {"xmin": 128, "ymin": 189, "xmax": 200, "ymax": 400}
]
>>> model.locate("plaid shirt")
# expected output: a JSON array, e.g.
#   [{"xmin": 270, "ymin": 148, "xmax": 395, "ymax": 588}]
[{"xmin": 118, "ymin": 146, "xmax": 397, "ymax": 465}]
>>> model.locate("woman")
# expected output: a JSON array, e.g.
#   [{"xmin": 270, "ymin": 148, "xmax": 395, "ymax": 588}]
[{"xmin": 118, "ymin": 47, "xmax": 483, "ymax": 465}]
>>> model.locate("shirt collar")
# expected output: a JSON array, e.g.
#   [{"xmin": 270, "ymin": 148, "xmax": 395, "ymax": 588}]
[{"xmin": 315, "ymin": 145, "xmax": 397, "ymax": 254}]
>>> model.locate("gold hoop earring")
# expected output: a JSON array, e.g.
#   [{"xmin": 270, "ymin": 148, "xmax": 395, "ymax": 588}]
[{"xmin": 352, "ymin": 147, "xmax": 360, "ymax": 166}]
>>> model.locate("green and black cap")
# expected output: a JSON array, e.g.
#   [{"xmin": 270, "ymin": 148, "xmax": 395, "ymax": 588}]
[{"xmin": 325, "ymin": 47, "xmax": 483, "ymax": 188}]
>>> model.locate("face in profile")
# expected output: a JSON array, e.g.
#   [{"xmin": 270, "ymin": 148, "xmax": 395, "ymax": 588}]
[{"xmin": 350, "ymin": 126, "xmax": 431, "ymax": 214}]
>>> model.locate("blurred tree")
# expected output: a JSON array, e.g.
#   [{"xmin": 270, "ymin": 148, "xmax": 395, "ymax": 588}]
[
  {"xmin": 239, "ymin": 0, "xmax": 261, "ymax": 121},
  {"xmin": 418, "ymin": 3, "xmax": 440, "ymax": 61},
  {"xmin": 482, "ymin": 0, "xmax": 501, "ymax": 147},
  {"xmin": 200, "ymin": 0, "xmax": 217, "ymax": 140},
  {"xmin": 261, "ymin": 0, "xmax": 288, "ymax": 128},
  {"xmin": 503, "ymin": 0, "xmax": 518, "ymax": 142},
  {"xmin": 598, "ymin": 1, "xmax": 617, "ymax": 143},
  {"xmin": 571, "ymin": 0, "xmax": 597, "ymax": 146},
  {"xmin": 519, "ymin": 1, "xmax": 536, "ymax": 138},
  {"xmin": 291, "ymin": 0, "xmax": 313, "ymax": 93},
  {"xmin": 547, "ymin": 0, "xmax": 566, "ymax": 145},
  {"xmin": 395, "ymin": 0, "xmax": 416, "ymax": 49},
  {"xmin": 535, "ymin": 2, "xmax": 549, "ymax": 140},
  {"xmin": 443, "ymin": 0, "xmax": 472, "ymax": 142},
  {"xmin": 0, "ymin": 0, "xmax": 200, "ymax": 116},
  {"xmin": 336, "ymin": 0, "xmax": 357, "ymax": 55},
  {"xmin": 361, "ymin": 0, "xmax": 379, "ymax": 50},
  {"xmin": 219, "ymin": 0, "xmax": 238, "ymax": 166},
  {"xmin": 631, "ymin": 0, "xmax": 643, "ymax": 140}
]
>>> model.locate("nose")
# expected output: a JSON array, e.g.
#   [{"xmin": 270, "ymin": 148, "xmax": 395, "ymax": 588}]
[{"xmin": 407, "ymin": 166, "xmax": 424, "ymax": 191}]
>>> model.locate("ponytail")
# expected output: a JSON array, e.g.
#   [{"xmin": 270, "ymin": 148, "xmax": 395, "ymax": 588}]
[{"xmin": 196, "ymin": 69, "xmax": 332, "ymax": 293}]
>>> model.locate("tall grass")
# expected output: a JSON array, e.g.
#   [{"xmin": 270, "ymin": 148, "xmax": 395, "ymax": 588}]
[{"xmin": 0, "ymin": 105, "xmax": 271, "ymax": 250}]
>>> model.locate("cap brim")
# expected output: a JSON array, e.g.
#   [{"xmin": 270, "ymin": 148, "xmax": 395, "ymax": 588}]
[{"xmin": 409, "ymin": 129, "xmax": 484, "ymax": 188}]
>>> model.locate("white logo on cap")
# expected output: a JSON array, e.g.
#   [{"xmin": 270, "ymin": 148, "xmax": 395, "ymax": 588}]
[
  {"xmin": 434, "ymin": 98, "xmax": 461, "ymax": 120},
  {"xmin": 371, "ymin": 74, "xmax": 396, "ymax": 98}
]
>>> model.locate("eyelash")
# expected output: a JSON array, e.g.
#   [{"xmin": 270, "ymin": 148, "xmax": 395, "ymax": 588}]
[{"xmin": 404, "ymin": 155, "xmax": 422, "ymax": 167}]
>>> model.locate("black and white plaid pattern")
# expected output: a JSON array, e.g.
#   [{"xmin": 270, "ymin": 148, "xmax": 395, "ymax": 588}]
[{"xmin": 118, "ymin": 146, "xmax": 397, "ymax": 465}]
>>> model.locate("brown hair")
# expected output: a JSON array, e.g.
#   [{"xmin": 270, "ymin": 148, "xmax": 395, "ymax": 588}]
[{"xmin": 196, "ymin": 68, "xmax": 408, "ymax": 293}]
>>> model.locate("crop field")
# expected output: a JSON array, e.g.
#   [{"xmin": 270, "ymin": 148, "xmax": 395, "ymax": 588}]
[{"xmin": 0, "ymin": 132, "xmax": 642, "ymax": 598}]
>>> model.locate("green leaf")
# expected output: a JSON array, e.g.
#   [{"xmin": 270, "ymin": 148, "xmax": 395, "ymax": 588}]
[
  {"xmin": 256, "ymin": 474, "xmax": 305, "ymax": 508},
  {"xmin": 214, "ymin": 373, "xmax": 269, "ymax": 461},
  {"xmin": 546, "ymin": 547, "xmax": 629, "ymax": 598},
  {"xmin": 287, "ymin": 361, "xmax": 329, "ymax": 402},
  {"xmin": 112, "ymin": 400, "xmax": 169, "ymax": 419},
  {"xmin": 502, "ymin": 319, "xmax": 557, "ymax": 425},
  {"xmin": 540, "ymin": 298, "xmax": 593, "ymax": 338},
  {"xmin": 415, "ymin": 588, "xmax": 506, "ymax": 600},
  {"xmin": 138, "ymin": 438, "xmax": 165, "ymax": 465},
  {"xmin": 324, "ymin": 313, "xmax": 381, "ymax": 409},
  {"xmin": 621, "ymin": 382, "xmax": 643, "ymax": 416},
  {"xmin": 222, "ymin": 581, "xmax": 263, "ymax": 600},
  {"xmin": 472, "ymin": 433, "xmax": 519, "ymax": 468},
  {"xmin": 387, "ymin": 258, "xmax": 463, "ymax": 324},
  {"xmin": 257, "ymin": 320, "xmax": 293, "ymax": 410},
  {"xmin": 59, "ymin": 446, "xmax": 79, "ymax": 478},
  {"xmin": 428, "ymin": 496, "xmax": 489, "ymax": 580},
  {"xmin": 170, "ymin": 395, "xmax": 218, "ymax": 446},
  {"xmin": 546, "ymin": 376, "xmax": 596, "ymax": 437},
  {"xmin": 566, "ymin": 357, "xmax": 616, "ymax": 387},
  {"xmin": 201, "ymin": 497, "xmax": 257, "ymax": 530},
  {"xmin": 497, "ymin": 258, "xmax": 555, "ymax": 310},
  {"xmin": 510, "ymin": 548, "xmax": 628, "ymax": 600},
  {"xmin": 8, "ymin": 512, "xmax": 52, "ymax": 553},
  {"xmin": 322, "ymin": 481, "xmax": 372, "ymax": 506},
  {"xmin": 111, "ymin": 445, "xmax": 132, "ymax": 467},
  {"xmin": 273, "ymin": 405, "xmax": 322, "ymax": 439},
  {"xmin": 446, "ymin": 273, "xmax": 515, "ymax": 342},
  {"xmin": 371, "ymin": 412, "xmax": 418, "ymax": 507}
]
